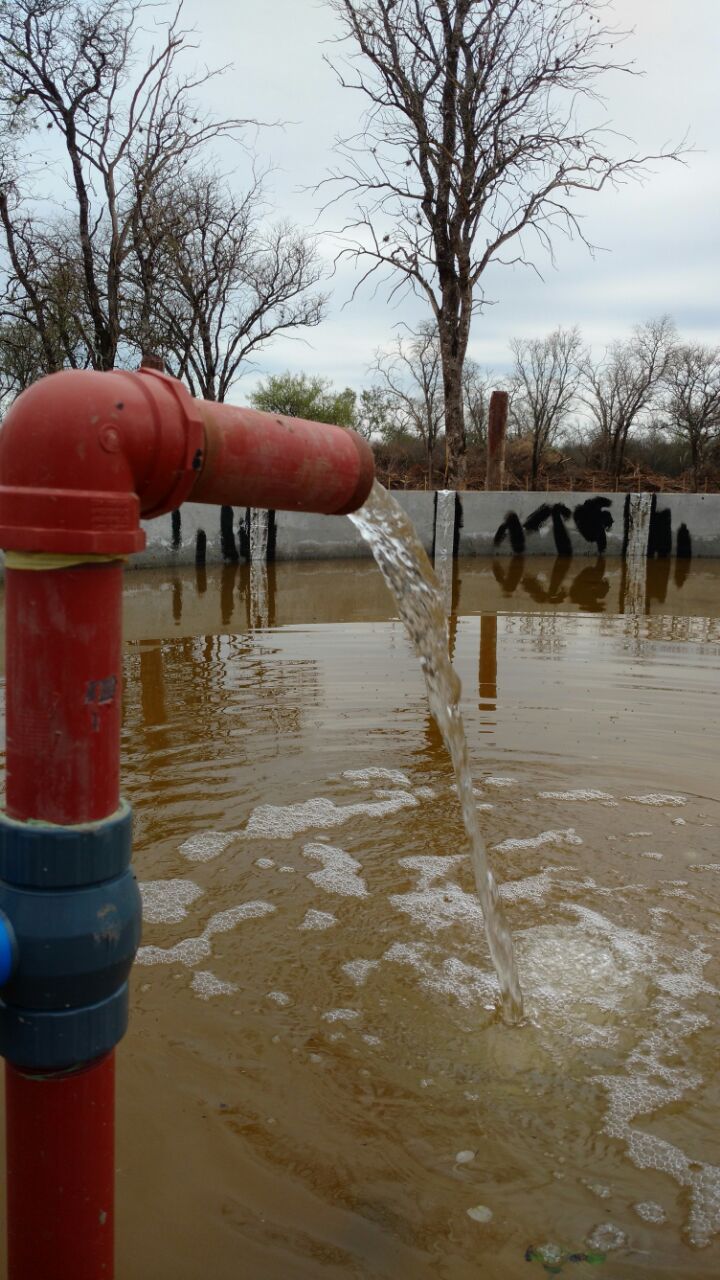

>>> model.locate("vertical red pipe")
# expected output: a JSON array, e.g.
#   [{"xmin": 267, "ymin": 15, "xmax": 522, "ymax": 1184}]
[{"xmin": 4, "ymin": 561, "xmax": 123, "ymax": 1280}]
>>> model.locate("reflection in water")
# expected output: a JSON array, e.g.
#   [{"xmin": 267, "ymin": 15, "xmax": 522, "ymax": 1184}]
[
  {"xmin": 493, "ymin": 556, "xmax": 610, "ymax": 612},
  {"xmin": 108, "ymin": 557, "xmax": 720, "ymax": 1278},
  {"xmin": 478, "ymin": 614, "xmax": 497, "ymax": 730}
]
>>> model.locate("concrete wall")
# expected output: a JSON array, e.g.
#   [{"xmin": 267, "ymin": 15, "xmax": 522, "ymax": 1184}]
[
  {"xmin": 0, "ymin": 491, "xmax": 711, "ymax": 573},
  {"xmin": 127, "ymin": 490, "xmax": 720, "ymax": 569}
]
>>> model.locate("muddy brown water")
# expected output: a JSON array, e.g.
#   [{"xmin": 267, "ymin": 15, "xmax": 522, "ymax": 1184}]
[{"xmin": 1, "ymin": 554, "xmax": 720, "ymax": 1279}]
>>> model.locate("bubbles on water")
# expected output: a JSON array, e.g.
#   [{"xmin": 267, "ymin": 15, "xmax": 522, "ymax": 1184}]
[
  {"xmin": 136, "ymin": 901, "xmax": 276, "ymax": 967},
  {"xmin": 179, "ymin": 830, "xmax": 239, "ymax": 862},
  {"xmin": 455, "ymin": 1150, "xmax": 474, "ymax": 1164},
  {"xmin": 483, "ymin": 776, "xmax": 517, "ymax": 788},
  {"xmin": 244, "ymin": 791, "xmax": 418, "ymax": 839},
  {"xmin": 633, "ymin": 1201, "xmax": 666, "ymax": 1223},
  {"xmin": 384, "ymin": 940, "xmax": 498, "ymax": 1009},
  {"xmin": 584, "ymin": 1182, "xmax": 611, "ymax": 1199},
  {"xmin": 640, "ymin": 851, "xmax": 664, "ymax": 860},
  {"xmin": 341, "ymin": 767, "xmax": 411, "ymax": 788},
  {"xmin": 538, "ymin": 789, "xmax": 614, "ymax": 802},
  {"xmin": 255, "ymin": 857, "xmax": 275, "ymax": 869},
  {"xmin": 266, "ymin": 990, "xmax": 291, "ymax": 1006},
  {"xmin": 586, "ymin": 1223, "xmax": 626, "ymax": 1251},
  {"xmin": 302, "ymin": 842, "xmax": 368, "ymax": 897},
  {"xmin": 191, "ymin": 971, "xmax": 237, "ymax": 1000},
  {"xmin": 322, "ymin": 1008, "xmax": 360, "ymax": 1023},
  {"xmin": 493, "ymin": 829, "xmax": 583, "ymax": 853},
  {"xmin": 626, "ymin": 793, "xmax": 687, "ymax": 807},
  {"xmin": 139, "ymin": 878, "xmax": 203, "ymax": 923},
  {"xmin": 341, "ymin": 959, "xmax": 380, "ymax": 987},
  {"xmin": 298, "ymin": 909, "xmax": 336, "ymax": 931}
]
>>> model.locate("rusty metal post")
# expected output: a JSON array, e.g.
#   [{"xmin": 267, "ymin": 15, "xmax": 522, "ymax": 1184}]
[{"xmin": 485, "ymin": 390, "xmax": 508, "ymax": 491}]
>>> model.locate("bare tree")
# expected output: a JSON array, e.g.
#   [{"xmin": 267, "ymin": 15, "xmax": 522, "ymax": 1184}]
[
  {"xmin": 0, "ymin": 0, "xmax": 247, "ymax": 371},
  {"xmin": 369, "ymin": 324, "xmax": 444, "ymax": 482},
  {"xmin": 509, "ymin": 326, "xmax": 585, "ymax": 487},
  {"xmin": 582, "ymin": 316, "xmax": 677, "ymax": 479},
  {"xmin": 325, "ymin": 0, "xmax": 684, "ymax": 484},
  {"xmin": 661, "ymin": 344, "xmax": 720, "ymax": 491},
  {"xmin": 135, "ymin": 172, "xmax": 326, "ymax": 402}
]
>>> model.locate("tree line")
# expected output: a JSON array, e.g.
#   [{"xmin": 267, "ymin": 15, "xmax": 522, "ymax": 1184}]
[
  {"xmin": 0, "ymin": 0, "xmax": 692, "ymax": 491},
  {"xmin": 250, "ymin": 316, "xmax": 720, "ymax": 494}
]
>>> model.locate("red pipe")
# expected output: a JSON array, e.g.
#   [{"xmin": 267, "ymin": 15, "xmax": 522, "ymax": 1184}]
[
  {"xmin": 4, "ymin": 561, "xmax": 123, "ymax": 1278},
  {"xmin": 0, "ymin": 367, "xmax": 374, "ymax": 1279}
]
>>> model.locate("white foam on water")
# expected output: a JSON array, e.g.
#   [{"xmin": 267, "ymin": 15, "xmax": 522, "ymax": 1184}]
[
  {"xmin": 139, "ymin": 879, "xmax": 203, "ymax": 924},
  {"xmin": 266, "ymin": 990, "xmax": 291, "ymax": 1006},
  {"xmin": 626, "ymin": 793, "xmax": 687, "ymax": 807},
  {"xmin": 538, "ymin": 789, "xmax": 614, "ymax": 802},
  {"xmin": 322, "ymin": 1008, "xmax": 360, "ymax": 1023},
  {"xmin": 255, "ymin": 857, "xmax": 275, "ymax": 869},
  {"xmin": 341, "ymin": 767, "xmax": 411, "ymax": 788},
  {"xmin": 499, "ymin": 868, "xmax": 568, "ymax": 904},
  {"xmin": 596, "ymin": 992, "xmax": 720, "ymax": 1249},
  {"xmin": 298, "ymin": 909, "xmax": 336, "ymax": 931},
  {"xmin": 415, "ymin": 786, "xmax": 436, "ymax": 800},
  {"xmin": 483, "ymin": 776, "xmax": 517, "ymax": 788},
  {"xmin": 302, "ymin": 842, "xmax": 368, "ymax": 897},
  {"xmin": 191, "ymin": 970, "xmax": 237, "ymax": 1000},
  {"xmin": 278, "ymin": 865, "xmax": 295, "ymax": 874},
  {"xmin": 390, "ymin": 880, "xmax": 484, "ymax": 934},
  {"xmin": 690, "ymin": 863, "xmax": 720, "ymax": 872},
  {"xmin": 136, "ymin": 900, "xmax": 275, "ymax": 967},
  {"xmin": 586, "ymin": 1223, "xmax": 626, "ymax": 1252},
  {"xmin": 384, "ymin": 940, "xmax": 498, "ymax": 1008},
  {"xmin": 633, "ymin": 1201, "xmax": 666, "ymax": 1223},
  {"xmin": 466, "ymin": 1205, "xmax": 493, "ymax": 1223},
  {"xmin": 341, "ymin": 959, "xmax": 380, "ymax": 987},
  {"xmin": 362, "ymin": 1034, "xmax": 382, "ymax": 1046},
  {"xmin": 244, "ymin": 791, "xmax": 418, "ymax": 839},
  {"xmin": 640, "ymin": 851, "xmax": 664, "ymax": 860},
  {"xmin": 455, "ymin": 1150, "xmax": 475, "ymax": 1164},
  {"xmin": 673, "ymin": 817, "xmax": 687, "ymax": 825},
  {"xmin": 494, "ymin": 829, "xmax": 583, "ymax": 853},
  {"xmin": 628, "ymin": 831, "xmax": 654, "ymax": 838},
  {"xmin": 179, "ymin": 830, "xmax": 239, "ymax": 862}
]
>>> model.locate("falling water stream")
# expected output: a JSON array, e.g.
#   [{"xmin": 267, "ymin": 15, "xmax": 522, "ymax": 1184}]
[{"xmin": 348, "ymin": 480, "xmax": 524, "ymax": 1024}]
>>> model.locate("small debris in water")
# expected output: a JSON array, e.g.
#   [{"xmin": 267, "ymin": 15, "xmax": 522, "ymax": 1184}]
[
  {"xmin": 298, "ymin": 909, "xmax": 336, "ymax": 930},
  {"xmin": 466, "ymin": 1204, "xmax": 493, "ymax": 1223}
]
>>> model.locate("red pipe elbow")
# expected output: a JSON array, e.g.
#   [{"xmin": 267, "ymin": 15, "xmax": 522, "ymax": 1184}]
[{"xmin": 0, "ymin": 368, "xmax": 374, "ymax": 556}]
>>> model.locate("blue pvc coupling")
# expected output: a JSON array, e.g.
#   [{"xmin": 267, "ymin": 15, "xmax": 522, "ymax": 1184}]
[{"xmin": 0, "ymin": 911, "xmax": 15, "ymax": 986}]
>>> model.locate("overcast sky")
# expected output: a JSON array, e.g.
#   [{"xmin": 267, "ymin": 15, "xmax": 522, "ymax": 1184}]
[{"xmin": 180, "ymin": 0, "xmax": 720, "ymax": 397}]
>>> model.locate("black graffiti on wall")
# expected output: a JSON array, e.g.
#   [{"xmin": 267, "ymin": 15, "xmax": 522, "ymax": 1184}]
[
  {"xmin": 495, "ymin": 493, "xmax": 692, "ymax": 560},
  {"xmin": 495, "ymin": 496, "xmax": 614, "ymax": 555}
]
